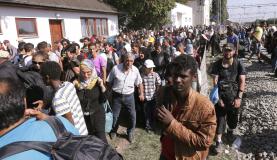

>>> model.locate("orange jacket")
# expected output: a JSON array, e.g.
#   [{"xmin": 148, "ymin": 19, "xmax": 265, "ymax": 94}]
[{"xmin": 160, "ymin": 88, "xmax": 217, "ymax": 160}]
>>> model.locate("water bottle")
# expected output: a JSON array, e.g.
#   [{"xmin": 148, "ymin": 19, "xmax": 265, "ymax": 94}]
[{"xmin": 232, "ymin": 137, "xmax": 242, "ymax": 150}]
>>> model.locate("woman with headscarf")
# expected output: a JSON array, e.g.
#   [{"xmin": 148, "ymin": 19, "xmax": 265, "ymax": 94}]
[{"xmin": 74, "ymin": 59, "xmax": 107, "ymax": 143}]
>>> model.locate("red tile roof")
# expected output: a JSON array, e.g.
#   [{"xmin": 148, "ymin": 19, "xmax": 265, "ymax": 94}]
[{"xmin": 0, "ymin": 0, "xmax": 118, "ymax": 14}]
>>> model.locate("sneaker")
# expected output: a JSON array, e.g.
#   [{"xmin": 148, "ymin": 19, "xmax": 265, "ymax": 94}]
[
  {"xmin": 227, "ymin": 130, "xmax": 236, "ymax": 144},
  {"xmin": 109, "ymin": 132, "xmax": 116, "ymax": 140},
  {"xmin": 145, "ymin": 127, "xmax": 153, "ymax": 133},
  {"xmin": 127, "ymin": 132, "xmax": 134, "ymax": 143},
  {"xmin": 145, "ymin": 128, "xmax": 150, "ymax": 133},
  {"xmin": 214, "ymin": 141, "xmax": 224, "ymax": 154}
]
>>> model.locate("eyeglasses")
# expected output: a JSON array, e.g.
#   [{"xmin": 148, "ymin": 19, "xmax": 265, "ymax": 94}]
[{"xmin": 32, "ymin": 61, "xmax": 44, "ymax": 65}]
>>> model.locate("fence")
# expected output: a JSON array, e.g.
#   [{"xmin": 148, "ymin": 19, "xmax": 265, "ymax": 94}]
[{"xmin": 199, "ymin": 47, "xmax": 209, "ymax": 96}]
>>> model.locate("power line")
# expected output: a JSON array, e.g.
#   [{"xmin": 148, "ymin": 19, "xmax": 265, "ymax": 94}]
[
  {"xmin": 227, "ymin": 3, "xmax": 277, "ymax": 9},
  {"xmin": 229, "ymin": 12, "xmax": 274, "ymax": 16}
]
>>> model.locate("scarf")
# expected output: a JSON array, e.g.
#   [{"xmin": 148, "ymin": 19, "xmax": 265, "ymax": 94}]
[{"xmin": 75, "ymin": 59, "xmax": 98, "ymax": 90}]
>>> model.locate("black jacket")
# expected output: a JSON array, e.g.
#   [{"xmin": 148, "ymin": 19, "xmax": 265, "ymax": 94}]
[
  {"xmin": 76, "ymin": 85, "xmax": 106, "ymax": 114},
  {"xmin": 150, "ymin": 51, "xmax": 170, "ymax": 79}
]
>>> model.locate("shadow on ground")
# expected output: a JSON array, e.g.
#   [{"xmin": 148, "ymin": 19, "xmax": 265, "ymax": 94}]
[{"xmin": 238, "ymin": 129, "xmax": 277, "ymax": 159}]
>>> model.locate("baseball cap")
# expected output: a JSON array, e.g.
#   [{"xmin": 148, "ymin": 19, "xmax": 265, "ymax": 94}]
[
  {"xmin": 149, "ymin": 37, "xmax": 155, "ymax": 43},
  {"xmin": 144, "ymin": 59, "xmax": 155, "ymax": 68},
  {"xmin": 0, "ymin": 50, "xmax": 10, "ymax": 58},
  {"xmin": 188, "ymin": 29, "xmax": 193, "ymax": 33},
  {"xmin": 223, "ymin": 43, "xmax": 235, "ymax": 51}
]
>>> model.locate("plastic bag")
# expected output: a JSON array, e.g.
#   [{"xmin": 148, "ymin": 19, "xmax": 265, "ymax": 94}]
[
  {"xmin": 102, "ymin": 100, "xmax": 113, "ymax": 133},
  {"xmin": 209, "ymin": 85, "xmax": 219, "ymax": 105}
]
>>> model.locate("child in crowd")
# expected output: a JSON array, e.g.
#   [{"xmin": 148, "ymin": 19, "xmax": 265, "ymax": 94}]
[{"xmin": 141, "ymin": 59, "xmax": 161, "ymax": 132}]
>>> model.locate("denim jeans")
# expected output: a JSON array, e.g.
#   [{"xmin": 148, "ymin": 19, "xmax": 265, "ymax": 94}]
[{"xmin": 111, "ymin": 92, "xmax": 136, "ymax": 135}]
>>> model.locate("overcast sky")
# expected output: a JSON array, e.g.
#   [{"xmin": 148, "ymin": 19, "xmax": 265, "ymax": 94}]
[{"xmin": 227, "ymin": 0, "xmax": 277, "ymax": 22}]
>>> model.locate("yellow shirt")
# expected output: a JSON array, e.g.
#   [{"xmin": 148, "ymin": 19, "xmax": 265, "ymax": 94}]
[{"xmin": 253, "ymin": 26, "xmax": 263, "ymax": 42}]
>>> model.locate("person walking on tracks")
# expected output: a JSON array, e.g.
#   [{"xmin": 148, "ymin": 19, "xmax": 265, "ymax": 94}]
[{"xmin": 211, "ymin": 43, "xmax": 246, "ymax": 153}]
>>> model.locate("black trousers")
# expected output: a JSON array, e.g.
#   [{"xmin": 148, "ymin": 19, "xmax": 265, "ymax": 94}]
[
  {"xmin": 215, "ymin": 102, "xmax": 239, "ymax": 134},
  {"xmin": 84, "ymin": 106, "xmax": 107, "ymax": 143}
]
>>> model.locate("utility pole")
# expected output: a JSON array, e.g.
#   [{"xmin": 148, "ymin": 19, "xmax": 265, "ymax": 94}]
[
  {"xmin": 273, "ymin": 5, "xmax": 277, "ymax": 26},
  {"xmin": 217, "ymin": 0, "xmax": 219, "ymax": 24},
  {"xmin": 274, "ymin": 11, "xmax": 276, "ymax": 26},
  {"xmin": 218, "ymin": 0, "xmax": 221, "ymax": 24}
]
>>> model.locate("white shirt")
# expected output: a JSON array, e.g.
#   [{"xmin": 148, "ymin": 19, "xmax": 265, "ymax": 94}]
[
  {"xmin": 107, "ymin": 63, "xmax": 142, "ymax": 95},
  {"xmin": 24, "ymin": 55, "xmax": 32, "ymax": 67},
  {"xmin": 48, "ymin": 52, "xmax": 60, "ymax": 63}
]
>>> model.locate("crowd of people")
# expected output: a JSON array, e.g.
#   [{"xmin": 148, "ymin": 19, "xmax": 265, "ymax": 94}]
[
  {"xmin": 0, "ymin": 22, "xmax": 274, "ymax": 159},
  {"xmin": 210, "ymin": 21, "xmax": 277, "ymax": 76}
]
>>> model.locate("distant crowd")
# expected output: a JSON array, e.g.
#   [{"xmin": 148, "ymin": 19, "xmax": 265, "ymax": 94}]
[{"xmin": 0, "ymin": 22, "xmax": 274, "ymax": 160}]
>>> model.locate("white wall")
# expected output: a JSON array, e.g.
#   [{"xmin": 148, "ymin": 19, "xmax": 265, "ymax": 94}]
[
  {"xmin": 203, "ymin": 0, "xmax": 211, "ymax": 25},
  {"xmin": 186, "ymin": 0, "xmax": 211, "ymax": 26},
  {"xmin": 0, "ymin": 6, "xmax": 119, "ymax": 47},
  {"xmin": 170, "ymin": 3, "xmax": 193, "ymax": 28}
]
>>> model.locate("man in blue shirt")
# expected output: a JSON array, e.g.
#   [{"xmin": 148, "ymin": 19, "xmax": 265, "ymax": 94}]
[
  {"xmin": 0, "ymin": 77, "xmax": 79, "ymax": 160},
  {"xmin": 227, "ymin": 26, "xmax": 239, "ymax": 56}
]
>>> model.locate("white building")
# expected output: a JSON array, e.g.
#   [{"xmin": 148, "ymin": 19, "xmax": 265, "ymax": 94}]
[
  {"xmin": 0, "ymin": 0, "xmax": 119, "ymax": 46},
  {"xmin": 186, "ymin": 0, "xmax": 211, "ymax": 26},
  {"xmin": 168, "ymin": 3, "xmax": 193, "ymax": 28}
]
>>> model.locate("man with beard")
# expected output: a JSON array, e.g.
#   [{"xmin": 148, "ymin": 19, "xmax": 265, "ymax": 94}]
[
  {"xmin": 211, "ymin": 43, "xmax": 246, "ymax": 153},
  {"xmin": 156, "ymin": 55, "xmax": 216, "ymax": 160}
]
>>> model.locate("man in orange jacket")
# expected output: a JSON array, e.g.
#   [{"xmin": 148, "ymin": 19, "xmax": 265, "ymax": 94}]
[{"xmin": 157, "ymin": 54, "xmax": 216, "ymax": 160}]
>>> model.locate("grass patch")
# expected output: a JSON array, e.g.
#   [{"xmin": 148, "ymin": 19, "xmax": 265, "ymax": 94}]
[{"xmin": 121, "ymin": 128, "xmax": 161, "ymax": 160}]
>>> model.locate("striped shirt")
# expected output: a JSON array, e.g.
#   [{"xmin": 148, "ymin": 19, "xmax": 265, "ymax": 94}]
[
  {"xmin": 52, "ymin": 82, "xmax": 88, "ymax": 135},
  {"xmin": 142, "ymin": 72, "xmax": 161, "ymax": 101}
]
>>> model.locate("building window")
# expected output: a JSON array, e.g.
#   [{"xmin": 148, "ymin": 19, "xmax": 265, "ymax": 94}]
[
  {"xmin": 15, "ymin": 18, "xmax": 38, "ymax": 37},
  {"xmin": 0, "ymin": 17, "xmax": 2, "ymax": 34},
  {"xmin": 101, "ymin": 19, "xmax": 108, "ymax": 35},
  {"xmin": 81, "ymin": 17, "xmax": 108, "ymax": 37}
]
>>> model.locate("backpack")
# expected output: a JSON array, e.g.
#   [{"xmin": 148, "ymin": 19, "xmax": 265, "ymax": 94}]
[
  {"xmin": 218, "ymin": 59, "xmax": 240, "ymax": 102},
  {"xmin": 18, "ymin": 54, "xmax": 29, "ymax": 68},
  {"xmin": 218, "ymin": 80, "xmax": 238, "ymax": 102},
  {"xmin": 16, "ymin": 69, "xmax": 45, "ymax": 89},
  {"xmin": 16, "ymin": 69, "xmax": 54, "ymax": 110},
  {"xmin": 0, "ymin": 116, "xmax": 123, "ymax": 160}
]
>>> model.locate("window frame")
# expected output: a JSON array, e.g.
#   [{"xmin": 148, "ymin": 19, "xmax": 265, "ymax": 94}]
[
  {"xmin": 15, "ymin": 18, "xmax": 38, "ymax": 37},
  {"xmin": 0, "ymin": 17, "xmax": 2, "ymax": 34},
  {"xmin": 80, "ymin": 17, "xmax": 108, "ymax": 37}
]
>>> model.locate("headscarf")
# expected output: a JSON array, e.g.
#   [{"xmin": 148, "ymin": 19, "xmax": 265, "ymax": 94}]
[{"xmin": 75, "ymin": 59, "xmax": 98, "ymax": 90}]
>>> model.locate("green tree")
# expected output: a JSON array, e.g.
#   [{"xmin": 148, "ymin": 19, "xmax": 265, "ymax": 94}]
[
  {"xmin": 175, "ymin": 0, "xmax": 189, "ymax": 4},
  {"xmin": 106, "ymin": 0, "xmax": 177, "ymax": 30},
  {"xmin": 210, "ymin": 0, "xmax": 229, "ymax": 24}
]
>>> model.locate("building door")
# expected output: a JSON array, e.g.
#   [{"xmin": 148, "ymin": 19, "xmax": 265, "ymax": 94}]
[{"xmin": 49, "ymin": 20, "xmax": 63, "ymax": 46}]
